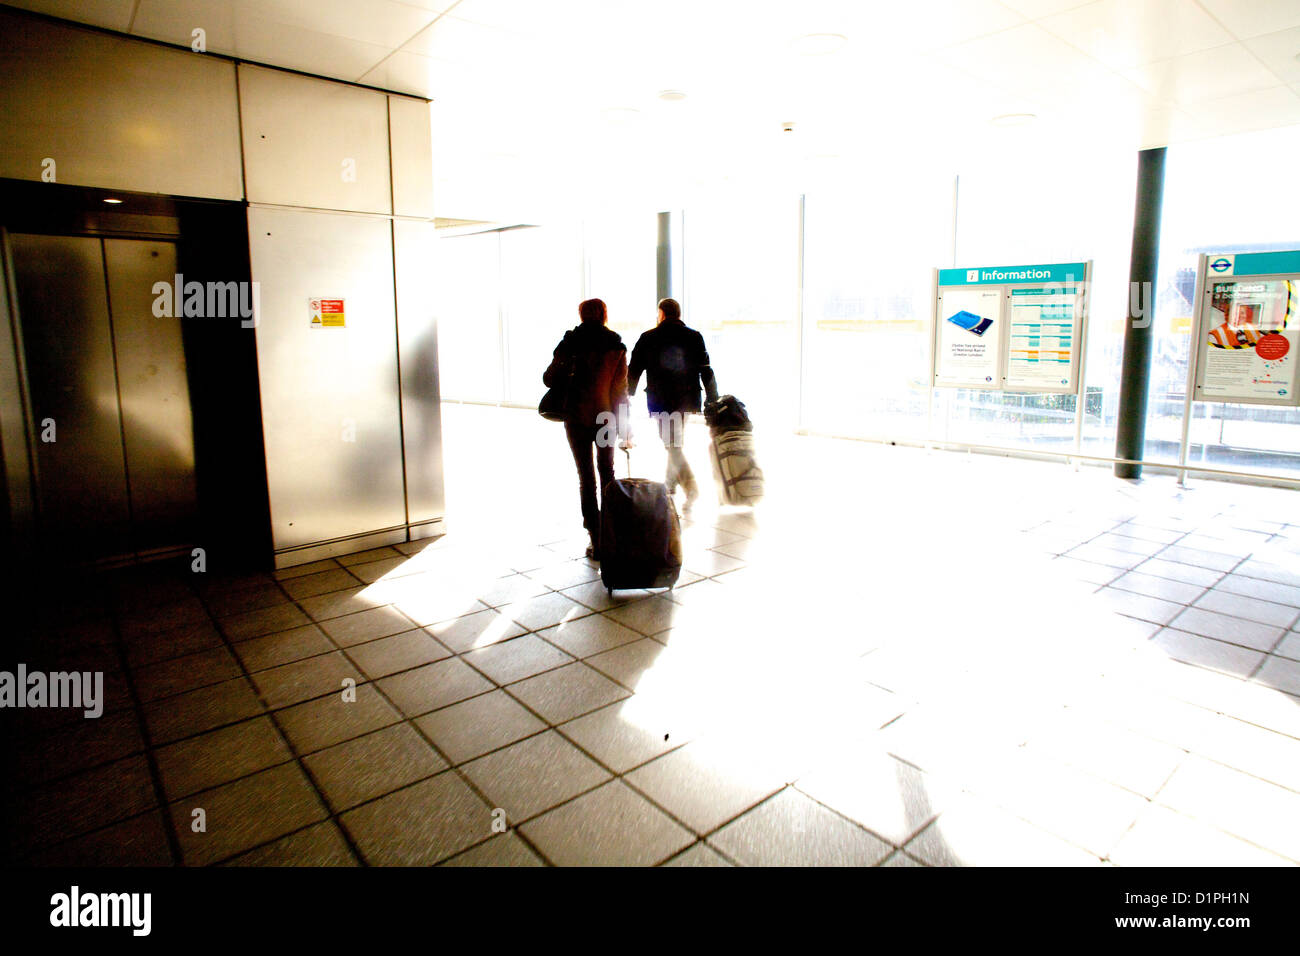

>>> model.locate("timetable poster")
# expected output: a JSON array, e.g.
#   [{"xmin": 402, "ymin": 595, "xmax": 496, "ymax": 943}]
[
  {"xmin": 1199, "ymin": 279, "xmax": 1298, "ymax": 403},
  {"xmin": 1005, "ymin": 285, "xmax": 1079, "ymax": 391},
  {"xmin": 935, "ymin": 287, "xmax": 1003, "ymax": 388}
]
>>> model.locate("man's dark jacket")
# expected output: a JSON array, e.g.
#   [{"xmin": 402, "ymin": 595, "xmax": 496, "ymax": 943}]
[{"xmin": 628, "ymin": 318, "xmax": 718, "ymax": 415}]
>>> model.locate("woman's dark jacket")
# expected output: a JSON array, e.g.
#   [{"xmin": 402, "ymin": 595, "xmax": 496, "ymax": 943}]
[{"xmin": 544, "ymin": 323, "xmax": 629, "ymax": 428}]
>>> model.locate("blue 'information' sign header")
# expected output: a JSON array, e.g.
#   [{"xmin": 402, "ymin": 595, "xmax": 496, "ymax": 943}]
[{"xmin": 939, "ymin": 262, "xmax": 1088, "ymax": 286}]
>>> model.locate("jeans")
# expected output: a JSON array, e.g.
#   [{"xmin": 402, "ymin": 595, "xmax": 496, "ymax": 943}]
[
  {"xmin": 655, "ymin": 411, "xmax": 696, "ymax": 496},
  {"xmin": 565, "ymin": 421, "xmax": 615, "ymax": 543}
]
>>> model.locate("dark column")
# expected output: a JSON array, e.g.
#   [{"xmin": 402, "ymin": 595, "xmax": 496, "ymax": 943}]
[{"xmin": 1114, "ymin": 146, "xmax": 1167, "ymax": 479}]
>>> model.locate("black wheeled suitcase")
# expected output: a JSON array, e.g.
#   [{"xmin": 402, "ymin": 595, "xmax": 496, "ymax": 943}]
[{"xmin": 600, "ymin": 452, "xmax": 682, "ymax": 594}]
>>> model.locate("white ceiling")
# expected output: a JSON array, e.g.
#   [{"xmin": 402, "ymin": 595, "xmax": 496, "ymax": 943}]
[{"xmin": 8, "ymin": 0, "xmax": 1300, "ymax": 220}]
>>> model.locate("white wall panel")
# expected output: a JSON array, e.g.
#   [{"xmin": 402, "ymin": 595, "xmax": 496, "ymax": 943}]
[
  {"xmin": 0, "ymin": 9, "xmax": 243, "ymax": 199},
  {"xmin": 248, "ymin": 206, "xmax": 406, "ymax": 551},
  {"xmin": 240, "ymin": 64, "xmax": 393, "ymax": 214}
]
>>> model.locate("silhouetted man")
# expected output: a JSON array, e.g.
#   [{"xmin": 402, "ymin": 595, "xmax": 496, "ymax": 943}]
[{"xmin": 628, "ymin": 297, "xmax": 718, "ymax": 508}]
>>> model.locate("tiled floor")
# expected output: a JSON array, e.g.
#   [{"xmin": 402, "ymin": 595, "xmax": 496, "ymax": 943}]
[{"xmin": 3, "ymin": 402, "xmax": 1299, "ymax": 866}]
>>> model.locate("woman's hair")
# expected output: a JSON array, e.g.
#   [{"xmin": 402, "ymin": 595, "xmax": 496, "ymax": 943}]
[
  {"xmin": 658, "ymin": 297, "xmax": 681, "ymax": 322},
  {"xmin": 578, "ymin": 298, "xmax": 607, "ymax": 324}
]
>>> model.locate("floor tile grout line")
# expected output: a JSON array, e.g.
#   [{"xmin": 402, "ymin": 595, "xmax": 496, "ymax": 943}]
[
  {"xmin": 185, "ymin": 576, "xmax": 371, "ymax": 867},
  {"xmin": 12, "ymin": 496, "xmax": 1300, "ymax": 868},
  {"xmin": 274, "ymin": 583, "xmax": 517, "ymax": 867},
  {"xmin": 102, "ymin": 604, "xmax": 187, "ymax": 866}
]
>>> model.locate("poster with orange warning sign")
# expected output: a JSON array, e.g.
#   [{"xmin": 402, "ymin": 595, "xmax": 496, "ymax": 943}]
[
  {"xmin": 309, "ymin": 297, "xmax": 346, "ymax": 328},
  {"xmin": 1196, "ymin": 277, "xmax": 1298, "ymax": 406}
]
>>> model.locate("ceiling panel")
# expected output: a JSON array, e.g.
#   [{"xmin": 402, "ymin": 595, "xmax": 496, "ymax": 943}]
[
  {"xmin": 887, "ymin": 0, "xmax": 1028, "ymax": 52},
  {"xmin": 941, "ymin": 23, "xmax": 1151, "ymax": 112},
  {"xmin": 230, "ymin": 18, "xmax": 395, "ymax": 81},
  {"xmin": 399, "ymin": 13, "xmax": 536, "ymax": 61},
  {"xmin": 1164, "ymin": 84, "xmax": 1300, "ymax": 140},
  {"xmin": 1243, "ymin": 27, "xmax": 1300, "ymax": 84},
  {"xmin": 7, "ymin": 0, "xmax": 1300, "ymax": 209},
  {"xmin": 132, "ymin": 0, "xmax": 235, "ymax": 50},
  {"xmin": 999, "ymin": 0, "xmax": 1097, "ymax": 18},
  {"xmin": 242, "ymin": 0, "xmax": 439, "ymax": 51},
  {"xmin": 1197, "ymin": 0, "xmax": 1300, "ymax": 40},
  {"xmin": 1123, "ymin": 42, "xmax": 1284, "ymax": 104},
  {"xmin": 2, "ymin": 0, "xmax": 134, "ymax": 30},
  {"xmin": 358, "ymin": 49, "xmax": 444, "ymax": 97},
  {"xmin": 1040, "ymin": 0, "xmax": 1233, "ymax": 69}
]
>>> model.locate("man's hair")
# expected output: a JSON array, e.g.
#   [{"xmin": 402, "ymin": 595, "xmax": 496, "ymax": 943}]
[
  {"xmin": 658, "ymin": 298, "xmax": 681, "ymax": 322},
  {"xmin": 579, "ymin": 298, "xmax": 607, "ymax": 324}
]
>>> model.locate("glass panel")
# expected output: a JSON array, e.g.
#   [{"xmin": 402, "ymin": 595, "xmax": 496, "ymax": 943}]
[
  {"xmin": 684, "ymin": 194, "xmax": 800, "ymax": 432},
  {"xmin": 501, "ymin": 225, "xmax": 583, "ymax": 407},
  {"xmin": 433, "ymin": 231, "xmax": 503, "ymax": 403},
  {"xmin": 801, "ymin": 175, "xmax": 954, "ymax": 440},
  {"xmin": 1148, "ymin": 125, "xmax": 1300, "ymax": 480},
  {"xmin": 583, "ymin": 212, "xmax": 657, "ymax": 347},
  {"xmin": 947, "ymin": 148, "xmax": 1137, "ymax": 456}
]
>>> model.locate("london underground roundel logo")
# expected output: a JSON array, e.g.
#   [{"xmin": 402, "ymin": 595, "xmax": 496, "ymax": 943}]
[{"xmin": 1210, "ymin": 257, "xmax": 1232, "ymax": 273}]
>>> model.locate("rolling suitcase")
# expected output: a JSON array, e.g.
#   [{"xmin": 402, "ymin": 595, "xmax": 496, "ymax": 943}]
[
  {"xmin": 600, "ymin": 450, "xmax": 682, "ymax": 594},
  {"xmin": 704, "ymin": 395, "xmax": 764, "ymax": 506},
  {"xmin": 709, "ymin": 429, "xmax": 764, "ymax": 506}
]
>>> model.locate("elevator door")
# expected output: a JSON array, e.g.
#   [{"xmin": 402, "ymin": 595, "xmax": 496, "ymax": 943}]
[{"xmin": 10, "ymin": 234, "xmax": 198, "ymax": 564}]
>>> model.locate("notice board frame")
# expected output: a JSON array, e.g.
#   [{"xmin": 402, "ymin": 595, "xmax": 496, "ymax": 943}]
[
  {"xmin": 929, "ymin": 260, "xmax": 1092, "ymax": 396},
  {"xmin": 1189, "ymin": 251, "xmax": 1300, "ymax": 409}
]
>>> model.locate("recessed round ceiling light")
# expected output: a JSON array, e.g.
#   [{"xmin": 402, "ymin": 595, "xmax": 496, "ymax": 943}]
[
  {"xmin": 792, "ymin": 33, "xmax": 847, "ymax": 56},
  {"xmin": 103, "ymin": 197, "xmax": 123, "ymax": 204},
  {"xmin": 658, "ymin": 90, "xmax": 687, "ymax": 102},
  {"xmin": 990, "ymin": 113, "xmax": 1037, "ymax": 127}
]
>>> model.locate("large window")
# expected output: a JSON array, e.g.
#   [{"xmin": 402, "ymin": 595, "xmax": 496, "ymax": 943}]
[
  {"xmin": 801, "ymin": 174, "xmax": 955, "ymax": 440},
  {"xmin": 434, "ymin": 224, "xmax": 583, "ymax": 407},
  {"xmin": 683, "ymin": 194, "xmax": 800, "ymax": 432},
  {"xmin": 432, "ymin": 123, "xmax": 1300, "ymax": 487},
  {"xmin": 946, "ymin": 147, "xmax": 1137, "ymax": 456},
  {"xmin": 434, "ymin": 231, "xmax": 503, "ymax": 403}
]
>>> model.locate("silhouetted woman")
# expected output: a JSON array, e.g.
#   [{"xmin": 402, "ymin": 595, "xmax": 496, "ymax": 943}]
[{"xmin": 544, "ymin": 298, "xmax": 630, "ymax": 561}]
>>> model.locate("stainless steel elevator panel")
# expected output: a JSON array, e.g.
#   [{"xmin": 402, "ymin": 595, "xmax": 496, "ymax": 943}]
[
  {"xmin": 239, "ymin": 65, "xmax": 393, "ymax": 215},
  {"xmin": 394, "ymin": 219, "xmax": 445, "ymax": 526},
  {"xmin": 248, "ymin": 206, "xmax": 406, "ymax": 551},
  {"xmin": 389, "ymin": 96, "xmax": 435, "ymax": 219},
  {"xmin": 0, "ymin": 8, "xmax": 244, "ymax": 200},
  {"xmin": 103, "ymin": 239, "xmax": 198, "ymax": 553},
  {"xmin": 9, "ymin": 234, "xmax": 131, "ymax": 558}
]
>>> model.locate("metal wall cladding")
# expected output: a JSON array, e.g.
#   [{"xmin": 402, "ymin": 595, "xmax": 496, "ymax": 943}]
[
  {"xmin": 388, "ymin": 95, "xmax": 434, "ymax": 219},
  {"xmin": 240, "ymin": 65, "xmax": 393, "ymax": 215},
  {"xmin": 248, "ymin": 205, "xmax": 406, "ymax": 551},
  {"xmin": 9, "ymin": 234, "xmax": 133, "ymax": 559},
  {"xmin": 394, "ymin": 218, "xmax": 444, "ymax": 526},
  {"xmin": 103, "ymin": 238, "xmax": 199, "ymax": 550},
  {"xmin": 0, "ymin": 8, "xmax": 243, "ymax": 199}
]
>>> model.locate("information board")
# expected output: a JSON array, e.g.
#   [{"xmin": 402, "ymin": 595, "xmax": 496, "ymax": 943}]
[
  {"xmin": 1193, "ymin": 251, "xmax": 1300, "ymax": 407},
  {"xmin": 932, "ymin": 261, "xmax": 1089, "ymax": 394}
]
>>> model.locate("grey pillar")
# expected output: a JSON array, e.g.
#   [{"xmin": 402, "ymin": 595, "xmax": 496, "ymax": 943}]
[
  {"xmin": 1114, "ymin": 147, "xmax": 1167, "ymax": 479},
  {"xmin": 656, "ymin": 211, "xmax": 683, "ymax": 305}
]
